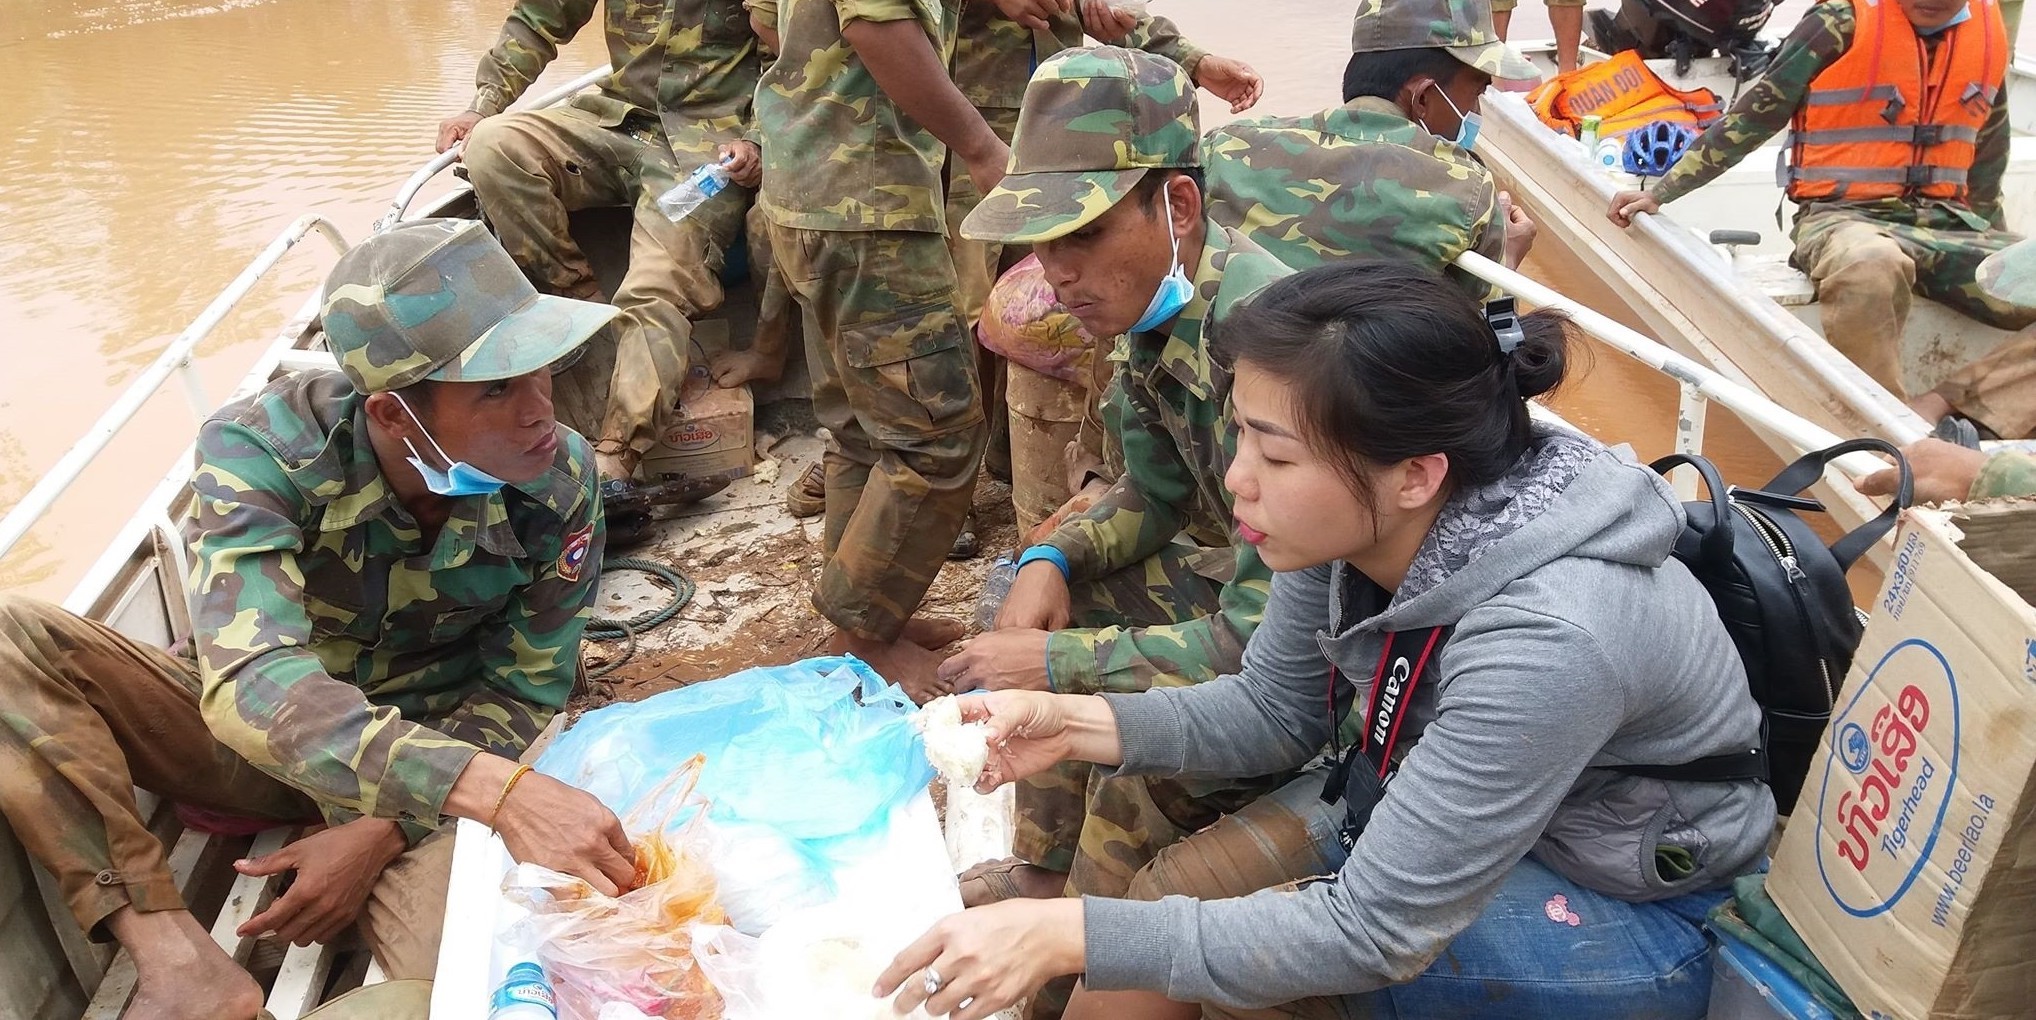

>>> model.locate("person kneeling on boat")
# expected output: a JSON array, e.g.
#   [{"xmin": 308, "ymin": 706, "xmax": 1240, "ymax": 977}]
[
  {"xmin": 1606, "ymin": 0, "xmax": 2031, "ymax": 422},
  {"xmin": 1204, "ymin": 0, "xmax": 1542, "ymax": 290},
  {"xmin": 880, "ymin": 260, "xmax": 1775, "ymax": 1020},
  {"xmin": 0, "ymin": 219, "xmax": 633, "ymax": 1020},
  {"xmin": 934, "ymin": 49, "xmax": 1294, "ymax": 945}
]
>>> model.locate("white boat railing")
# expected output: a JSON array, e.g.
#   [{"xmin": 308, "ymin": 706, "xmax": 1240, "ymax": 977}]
[
  {"xmin": 374, "ymin": 64, "xmax": 612, "ymax": 231},
  {"xmin": 0, "ymin": 214, "xmax": 351, "ymax": 563},
  {"xmin": 1456, "ymin": 252, "xmax": 1895, "ymax": 486}
]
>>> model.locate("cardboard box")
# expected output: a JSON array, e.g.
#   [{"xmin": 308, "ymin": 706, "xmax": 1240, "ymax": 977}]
[
  {"xmin": 638, "ymin": 367, "xmax": 754, "ymax": 485},
  {"xmin": 1768, "ymin": 502, "xmax": 2036, "ymax": 1020}
]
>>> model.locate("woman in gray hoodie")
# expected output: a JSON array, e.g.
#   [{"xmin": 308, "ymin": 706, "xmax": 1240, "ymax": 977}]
[{"xmin": 879, "ymin": 261, "xmax": 1776, "ymax": 1019}]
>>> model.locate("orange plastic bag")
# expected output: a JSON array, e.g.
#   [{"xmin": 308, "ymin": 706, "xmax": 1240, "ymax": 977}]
[{"xmin": 503, "ymin": 755, "xmax": 727, "ymax": 1020}]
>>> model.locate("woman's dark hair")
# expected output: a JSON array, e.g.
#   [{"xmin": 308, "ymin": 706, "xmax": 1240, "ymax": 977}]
[
  {"xmin": 1342, "ymin": 47, "xmax": 1469, "ymax": 103},
  {"xmin": 1216, "ymin": 260, "xmax": 1574, "ymax": 508}
]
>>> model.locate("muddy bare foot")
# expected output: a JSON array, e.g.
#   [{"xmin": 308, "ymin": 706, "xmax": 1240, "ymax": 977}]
[
  {"xmin": 901, "ymin": 616, "xmax": 967, "ymax": 650},
  {"xmin": 709, "ymin": 346, "xmax": 786, "ymax": 389},
  {"xmin": 596, "ymin": 449, "xmax": 639, "ymax": 484},
  {"xmin": 111, "ymin": 908, "xmax": 264, "ymax": 1020},
  {"xmin": 958, "ymin": 858, "xmax": 1069, "ymax": 908},
  {"xmin": 829, "ymin": 630, "xmax": 949, "ymax": 704}
]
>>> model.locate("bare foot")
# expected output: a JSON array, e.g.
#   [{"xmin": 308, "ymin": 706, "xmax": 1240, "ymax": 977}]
[
  {"xmin": 1909, "ymin": 390, "xmax": 1956, "ymax": 424},
  {"xmin": 901, "ymin": 616, "xmax": 967, "ymax": 650},
  {"xmin": 708, "ymin": 346, "xmax": 786, "ymax": 388},
  {"xmin": 109, "ymin": 907, "xmax": 265, "ymax": 1020},
  {"xmin": 596, "ymin": 449, "xmax": 638, "ymax": 484},
  {"xmin": 828, "ymin": 630, "xmax": 950, "ymax": 704}
]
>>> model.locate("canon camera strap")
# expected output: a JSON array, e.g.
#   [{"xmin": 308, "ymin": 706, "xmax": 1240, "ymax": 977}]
[{"xmin": 1319, "ymin": 626, "xmax": 1449, "ymax": 850}]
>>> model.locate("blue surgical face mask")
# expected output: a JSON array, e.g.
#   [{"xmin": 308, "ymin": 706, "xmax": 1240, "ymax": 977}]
[
  {"xmin": 392, "ymin": 392, "xmax": 509, "ymax": 497},
  {"xmin": 1129, "ymin": 182, "xmax": 1194, "ymax": 334},
  {"xmin": 1918, "ymin": 2, "xmax": 1971, "ymax": 33},
  {"xmin": 1423, "ymin": 83, "xmax": 1483, "ymax": 152}
]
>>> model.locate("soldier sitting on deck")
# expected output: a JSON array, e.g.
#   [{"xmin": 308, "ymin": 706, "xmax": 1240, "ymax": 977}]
[
  {"xmin": 1607, "ymin": 0, "xmax": 2035, "ymax": 438},
  {"xmin": 934, "ymin": 46, "xmax": 1296, "ymax": 955},
  {"xmin": 0, "ymin": 220, "xmax": 634, "ymax": 1020},
  {"xmin": 1203, "ymin": 0, "xmax": 1542, "ymax": 290},
  {"xmin": 437, "ymin": 0, "xmax": 768, "ymax": 490}
]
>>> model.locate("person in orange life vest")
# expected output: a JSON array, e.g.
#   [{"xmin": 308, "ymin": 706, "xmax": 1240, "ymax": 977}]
[{"xmin": 1606, "ymin": 0, "xmax": 2033, "ymax": 436}]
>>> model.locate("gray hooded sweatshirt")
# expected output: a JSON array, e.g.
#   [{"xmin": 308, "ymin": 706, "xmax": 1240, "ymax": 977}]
[{"xmin": 1083, "ymin": 427, "xmax": 1776, "ymax": 1007}]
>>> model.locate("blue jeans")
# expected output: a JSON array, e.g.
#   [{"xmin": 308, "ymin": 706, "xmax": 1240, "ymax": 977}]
[
  {"xmin": 1134, "ymin": 773, "xmax": 1727, "ymax": 1020},
  {"xmin": 1346, "ymin": 856, "xmax": 1725, "ymax": 1020}
]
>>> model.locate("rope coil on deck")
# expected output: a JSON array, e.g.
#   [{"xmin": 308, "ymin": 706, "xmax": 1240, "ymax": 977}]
[{"xmin": 584, "ymin": 556, "xmax": 695, "ymax": 678}]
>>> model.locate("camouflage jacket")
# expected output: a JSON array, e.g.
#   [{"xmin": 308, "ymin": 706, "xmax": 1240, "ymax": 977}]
[
  {"xmin": 1041, "ymin": 224, "xmax": 1289, "ymax": 694},
  {"xmin": 953, "ymin": 3, "xmax": 1209, "ymax": 111},
  {"xmin": 471, "ymin": 0, "xmax": 762, "ymax": 163},
  {"xmin": 1971, "ymin": 448, "xmax": 2036, "ymax": 500},
  {"xmin": 1204, "ymin": 96, "xmax": 1503, "ymax": 293},
  {"xmin": 185, "ymin": 371, "xmax": 602, "ymax": 833},
  {"xmin": 1653, "ymin": 1, "xmax": 2011, "ymax": 229},
  {"xmin": 756, "ymin": 0, "xmax": 961, "ymax": 233}
]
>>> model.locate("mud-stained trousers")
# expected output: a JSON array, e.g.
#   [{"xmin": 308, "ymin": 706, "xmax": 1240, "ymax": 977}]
[
  {"xmin": 1791, "ymin": 204, "xmax": 2035, "ymax": 400},
  {"xmin": 463, "ymin": 105, "xmax": 752, "ymax": 461},
  {"xmin": 0, "ymin": 595, "xmax": 453, "ymax": 983},
  {"xmin": 764, "ymin": 223, "xmax": 986, "ymax": 642}
]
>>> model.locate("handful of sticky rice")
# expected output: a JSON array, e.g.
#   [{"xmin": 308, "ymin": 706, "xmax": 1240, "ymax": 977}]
[{"xmin": 912, "ymin": 695, "xmax": 992, "ymax": 788}]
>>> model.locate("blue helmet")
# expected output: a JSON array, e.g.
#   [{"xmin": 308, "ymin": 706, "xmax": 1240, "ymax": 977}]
[{"xmin": 1621, "ymin": 120, "xmax": 1697, "ymax": 177}]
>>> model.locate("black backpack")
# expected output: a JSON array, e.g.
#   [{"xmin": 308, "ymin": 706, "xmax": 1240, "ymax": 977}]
[{"xmin": 1618, "ymin": 439, "xmax": 1913, "ymax": 813}]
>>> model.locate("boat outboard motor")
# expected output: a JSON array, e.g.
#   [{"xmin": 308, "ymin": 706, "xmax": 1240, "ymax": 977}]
[{"xmin": 1587, "ymin": 0, "xmax": 1777, "ymax": 79}]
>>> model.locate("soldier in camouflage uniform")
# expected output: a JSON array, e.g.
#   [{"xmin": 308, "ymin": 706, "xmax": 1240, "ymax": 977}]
[
  {"xmin": 936, "ymin": 51, "xmax": 1294, "ymax": 964},
  {"xmin": 753, "ymin": 0, "xmax": 1018, "ymax": 695},
  {"xmin": 0, "ymin": 220, "xmax": 633, "ymax": 1020},
  {"xmin": 1918, "ymin": 236, "xmax": 2036, "ymax": 439},
  {"xmin": 1608, "ymin": 0, "xmax": 2034, "ymax": 428},
  {"xmin": 438, "ymin": 0, "xmax": 764, "ymax": 485},
  {"xmin": 1204, "ymin": 0, "xmax": 1540, "ymax": 293}
]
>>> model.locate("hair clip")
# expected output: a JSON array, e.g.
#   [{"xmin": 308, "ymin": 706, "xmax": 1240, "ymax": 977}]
[{"xmin": 1485, "ymin": 297, "xmax": 1525, "ymax": 356}]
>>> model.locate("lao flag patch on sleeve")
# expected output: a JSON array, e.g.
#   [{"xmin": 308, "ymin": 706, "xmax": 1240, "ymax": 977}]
[{"xmin": 558, "ymin": 522, "xmax": 595, "ymax": 582}]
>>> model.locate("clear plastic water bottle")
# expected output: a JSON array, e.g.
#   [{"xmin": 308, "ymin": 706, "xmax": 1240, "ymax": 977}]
[
  {"xmin": 655, "ymin": 158, "xmax": 732, "ymax": 223},
  {"xmin": 975, "ymin": 555, "xmax": 1018, "ymax": 630},
  {"xmin": 488, "ymin": 961, "xmax": 558, "ymax": 1019}
]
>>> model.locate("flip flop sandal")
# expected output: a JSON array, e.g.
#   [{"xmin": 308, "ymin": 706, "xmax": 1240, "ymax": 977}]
[{"xmin": 957, "ymin": 856, "xmax": 1033, "ymax": 907}]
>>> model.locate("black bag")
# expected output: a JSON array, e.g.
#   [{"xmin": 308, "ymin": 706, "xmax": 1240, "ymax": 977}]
[{"xmin": 1619, "ymin": 440, "xmax": 1912, "ymax": 813}]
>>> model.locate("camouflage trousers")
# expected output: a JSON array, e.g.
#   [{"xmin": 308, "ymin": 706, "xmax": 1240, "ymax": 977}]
[
  {"xmin": 464, "ymin": 105, "xmax": 752, "ymax": 458},
  {"xmin": 765, "ymin": 222, "xmax": 987, "ymax": 641},
  {"xmin": 1792, "ymin": 204, "xmax": 2034, "ymax": 398},
  {"xmin": 0, "ymin": 595, "xmax": 453, "ymax": 981},
  {"xmin": 1933, "ymin": 327, "xmax": 2036, "ymax": 439}
]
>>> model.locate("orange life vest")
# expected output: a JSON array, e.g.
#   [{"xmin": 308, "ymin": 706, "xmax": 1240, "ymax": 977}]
[
  {"xmin": 1527, "ymin": 50, "xmax": 1724, "ymax": 138},
  {"xmin": 1785, "ymin": 0, "xmax": 2008, "ymax": 203}
]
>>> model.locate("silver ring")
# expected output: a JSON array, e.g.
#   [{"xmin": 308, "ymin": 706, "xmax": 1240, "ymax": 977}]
[{"xmin": 924, "ymin": 967, "xmax": 943, "ymax": 996}]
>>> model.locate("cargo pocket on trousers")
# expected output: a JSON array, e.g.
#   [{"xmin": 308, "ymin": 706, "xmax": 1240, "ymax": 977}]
[{"xmin": 840, "ymin": 301, "xmax": 979, "ymax": 442}]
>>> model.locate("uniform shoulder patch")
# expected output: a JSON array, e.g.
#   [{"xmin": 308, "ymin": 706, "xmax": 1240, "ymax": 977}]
[{"xmin": 558, "ymin": 522, "xmax": 596, "ymax": 582}]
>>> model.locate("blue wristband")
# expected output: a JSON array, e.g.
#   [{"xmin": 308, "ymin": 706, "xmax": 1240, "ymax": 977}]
[{"xmin": 1016, "ymin": 544, "xmax": 1070, "ymax": 580}]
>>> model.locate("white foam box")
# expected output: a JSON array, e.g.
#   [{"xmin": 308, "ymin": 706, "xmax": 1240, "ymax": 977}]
[{"xmin": 1767, "ymin": 503, "xmax": 2036, "ymax": 1019}]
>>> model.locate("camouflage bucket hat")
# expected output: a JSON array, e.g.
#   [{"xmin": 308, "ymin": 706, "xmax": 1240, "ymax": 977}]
[
  {"xmin": 962, "ymin": 46, "xmax": 1201, "ymax": 245},
  {"xmin": 318, "ymin": 218, "xmax": 618, "ymax": 394},
  {"xmin": 1349, "ymin": 0, "xmax": 1540, "ymax": 82},
  {"xmin": 1976, "ymin": 238, "xmax": 2036, "ymax": 309}
]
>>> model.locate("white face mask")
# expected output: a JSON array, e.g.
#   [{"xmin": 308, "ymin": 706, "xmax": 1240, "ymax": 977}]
[
  {"xmin": 1129, "ymin": 182, "xmax": 1194, "ymax": 334},
  {"xmin": 391, "ymin": 392, "xmax": 508, "ymax": 497},
  {"xmin": 1419, "ymin": 82, "xmax": 1482, "ymax": 152}
]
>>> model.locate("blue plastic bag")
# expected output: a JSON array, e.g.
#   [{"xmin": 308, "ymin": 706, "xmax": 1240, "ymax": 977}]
[{"xmin": 534, "ymin": 656, "xmax": 935, "ymax": 928}]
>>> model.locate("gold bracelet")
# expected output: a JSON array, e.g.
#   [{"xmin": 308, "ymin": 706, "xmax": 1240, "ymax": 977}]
[{"xmin": 489, "ymin": 764, "xmax": 534, "ymax": 831}]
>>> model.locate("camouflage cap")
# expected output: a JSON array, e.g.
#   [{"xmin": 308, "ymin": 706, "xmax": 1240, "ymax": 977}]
[
  {"xmin": 1349, "ymin": 0, "xmax": 1539, "ymax": 82},
  {"xmin": 962, "ymin": 46, "xmax": 1201, "ymax": 245},
  {"xmin": 318, "ymin": 218, "xmax": 618, "ymax": 394},
  {"xmin": 1976, "ymin": 238, "xmax": 2036, "ymax": 309}
]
